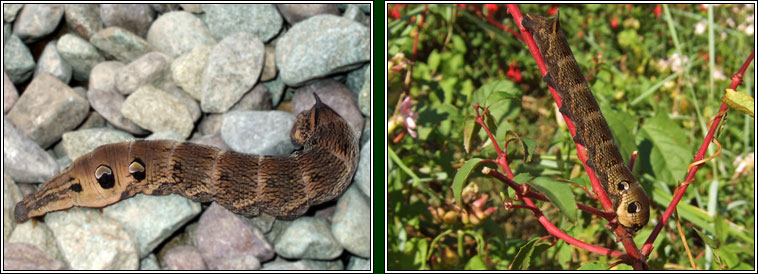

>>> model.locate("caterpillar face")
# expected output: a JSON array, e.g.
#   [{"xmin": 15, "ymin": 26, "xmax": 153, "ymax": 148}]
[{"xmin": 614, "ymin": 181, "xmax": 650, "ymax": 232}]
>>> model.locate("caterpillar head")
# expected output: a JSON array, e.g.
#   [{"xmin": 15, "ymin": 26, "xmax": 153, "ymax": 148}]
[
  {"xmin": 614, "ymin": 180, "xmax": 650, "ymax": 232},
  {"xmin": 290, "ymin": 93, "xmax": 343, "ymax": 148}
]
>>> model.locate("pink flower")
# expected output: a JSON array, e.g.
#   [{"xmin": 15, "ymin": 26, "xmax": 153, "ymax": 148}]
[
  {"xmin": 653, "ymin": 5, "xmax": 662, "ymax": 19},
  {"xmin": 400, "ymin": 96, "xmax": 419, "ymax": 138}
]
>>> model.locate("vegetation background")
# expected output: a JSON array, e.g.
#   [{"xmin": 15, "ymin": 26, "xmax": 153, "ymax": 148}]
[{"xmin": 386, "ymin": 3, "xmax": 754, "ymax": 270}]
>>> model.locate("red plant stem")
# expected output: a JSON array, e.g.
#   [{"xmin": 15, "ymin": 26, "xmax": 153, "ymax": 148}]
[
  {"xmin": 640, "ymin": 50, "xmax": 754, "ymax": 256},
  {"xmin": 470, "ymin": 5, "xmax": 524, "ymax": 41},
  {"xmin": 507, "ymin": 4, "xmax": 646, "ymax": 269},
  {"xmin": 474, "ymin": 105, "xmax": 515, "ymax": 178},
  {"xmin": 628, "ymin": 151, "xmax": 638, "ymax": 171}
]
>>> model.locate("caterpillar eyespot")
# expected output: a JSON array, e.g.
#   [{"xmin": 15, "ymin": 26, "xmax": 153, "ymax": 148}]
[{"xmin": 522, "ymin": 12, "xmax": 650, "ymax": 232}]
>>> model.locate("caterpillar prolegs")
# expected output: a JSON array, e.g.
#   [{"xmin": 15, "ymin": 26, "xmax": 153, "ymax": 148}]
[
  {"xmin": 14, "ymin": 94, "xmax": 360, "ymax": 222},
  {"xmin": 522, "ymin": 12, "xmax": 650, "ymax": 231}
]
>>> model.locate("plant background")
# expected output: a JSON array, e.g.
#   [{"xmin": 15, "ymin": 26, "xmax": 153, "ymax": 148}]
[{"xmin": 386, "ymin": 3, "xmax": 754, "ymax": 270}]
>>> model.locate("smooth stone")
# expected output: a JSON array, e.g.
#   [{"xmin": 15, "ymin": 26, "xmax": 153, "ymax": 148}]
[
  {"xmin": 77, "ymin": 111, "xmax": 107, "ymax": 130},
  {"xmin": 63, "ymin": 4, "xmax": 103, "ymax": 40},
  {"xmin": 3, "ymin": 172, "xmax": 23, "ymax": 241},
  {"xmin": 87, "ymin": 86, "xmax": 148, "ymax": 135},
  {"xmin": 100, "ymin": 4, "xmax": 155, "ymax": 37},
  {"xmin": 146, "ymin": 11, "xmax": 215, "ymax": 58},
  {"xmin": 346, "ymin": 255, "xmax": 370, "ymax": 270},
  {"xmin": 115, "ymin": 51, "xmax": 172, "ymax": 95},
  {"xmin": 170, "ymin": 45, "xmax": 211, "ymax": 100},
  {"xmin": 163, "ymin": 85, "xmax": 201, "ymax": 122},
  {"xmin": 3, "ymin": 71, "xmax": 19, "ymax": 113},
  {"xmin": 273, "ymin": 216, "xmax": 343, "ymax": 260},
  {"xmin": 195, "ymin": 203, "xmax": 273, "ymax": 270},
  {"xmin": 2, "ymin": 117, "xmax": 59, "ymax": 183},
  {"xmin": 331, "ymin": 185, "xmax": 370, "ymax": 257},
  {"xmin": 343, "ymin": 4, "xmax": 369, "ymax": 26},
  {"xmin": 45, "ymin": 208, "xmax": 139, "ymax": 270},
  {"xmin": 61, "ymin": 128, "xmax": 135, "ymax": 159},
  {"xmin": 12, "ymin": 4, "xmax": 64, "ymax": 43},
  {"xmin": 57, "ymin": 33, "xmax": 105, "ymax": 81},
  {"xmin": 88, "ymin": 61, "xmax": 123, "ymax": 93},
  {"xmin": 139, "ymin": 254, "xmax": 160, "ymax": 270},
  {"xmin": 261, "ymin": 256, "xmax": 343, "ymax": 270},
  {"xmin": 220, "ymin": 110, "xmax": 294, "ymax": 156},
  {"xmin": 9, "ymin": 220, "xmax": 64, "ymax": 263},
  {"xmin": 188, "ymin": 134, "xmax": 231, "ymax": 151},
  {"xmin": 260, "ymin": 45, "xmax": 277, "ymax": 82},
  {"xmin": 276, "ymin": 4, "xmax": 340, "ymax": 25},
  {"xmin": 34, "ymin": 40, "xmax": 73, "ymax": 84},
  {"xmin": 291, "ymin": 79, "xmax": 365, "ymax": 136},
  {"xmin": 145, "ymin": 130, "xmax": 185, "ymax": 141},
  {"xmin": 179, "ymin": 4, "xmax": 203, "ymax": 13},
  {"xmin": 201, "ymin": 32, "xmax": 264, "ymax": 113},
  {"xmin": 103, "ymin": 194, "xmax": 202, "ymax": 258},
  {"xmin": 150, "ymin": 4, "xmax": 180, "ymax": 14},
  {"xmin": 3, "ymin": 35, "xmax": 35, "ymax": 84},
  {"xmin": 262, "ymin": 74, "xmax": 286, "ymax": 107},
  {"xmin": 202, "ymin": 4, "xmax": 282, "ymax": 42},
  {"xmin": 2, "ymin": 242, "xmax": 66, "ymax": 270},
  {"xmin": 276, "ymin": 15, "xmax": 369, "ymax": 86},
  {"xmin": 121, "ymin": 85, "xmax": 194, "ymax": 138},
  {"xmin": 161, "ymin": 245, "xmax": 207, "ymax": 270},
  {"xmin": 7, "ymin": 72, "xmax": 90, "ymax": 148},
  {"xmin": 90, "ymin": 27, "xmax": 155, "ymax": 63},
  {"xmin": 354, "ymin": 140, "xmax": 370, "ymax": 197},
  {"xmin": 3, "ymin": 4, "xmax": 24, "ymax": 22}
]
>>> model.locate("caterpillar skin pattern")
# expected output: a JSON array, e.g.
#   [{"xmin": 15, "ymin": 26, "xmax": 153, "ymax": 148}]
[
  {"xmin": 522, "ymin": 12, "xmax": 649, "ymax": 232},
  {"xmin": 14, "ymin": 93, "xmax": 360, "ymax": 222}
]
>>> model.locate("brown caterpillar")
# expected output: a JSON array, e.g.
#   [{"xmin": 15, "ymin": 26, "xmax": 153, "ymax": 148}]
[
  {"xmin": 522, "ymin": 12, "xmax": 649, "ymax": 231},
  {"xmin": 14, "ymin": 93, "xmax": 360, "ymax": 222}
]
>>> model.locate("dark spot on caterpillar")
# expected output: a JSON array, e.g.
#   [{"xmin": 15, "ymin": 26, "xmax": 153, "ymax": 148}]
[
  {"xmin": 617, "ymin": 181, "xmax": 630, "ymax": 191},
  {"xmin": 627, "ymin": 201, "xmax": 640, "ymax": 213},
  {"xmin": 130, "ymin": 158, "xmax": 146, "ymax": 182},
  {"xmin": 69, "ymin": 183, "xmax": 83, "ymax": 193},
  {"xmin": 173, "ymin": 162, "xmax": 183, "ymax": 172},
  {"xmin": 95, "ymin": 165, "xmax": 115, "ymax": 189}
]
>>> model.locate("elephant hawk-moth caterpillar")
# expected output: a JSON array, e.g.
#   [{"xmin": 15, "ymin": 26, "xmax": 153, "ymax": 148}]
[
  {"xmin": 14, "ymin": 93, "xmax": 360, "ymax": 222},
  {"xmin": 522, "ymin": 12, "xmax": 650, "ymax": 232}
]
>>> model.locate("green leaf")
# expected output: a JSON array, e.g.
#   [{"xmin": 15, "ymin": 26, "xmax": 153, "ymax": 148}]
[
  {"xmin": 521, "ymin": 137, "xmax": 537, "ymax": 163},
  {"xmin": 527, "ymin": 177, "xmax": 578, "ymax": 222},
  {"xmin": 722, "ymin": 88, "xmax": 754, "ymax": 117},
  {"xmin": 463, "ymin": 117, "xmax": 480, "ymax": 154},
  {"xmin": 714, "ymin": 213, "xmax": 728, "ymax": 246},
  {"xmin": 452, "ymin": 158, "xmax": 484, "ymax": 206},
  {"xmin": 428, "ymin": 49, "xmax": 441, "ymax": 71},
  {"xmin": 464, "ymin": 255, "xmax": 488, "ymax": 270},
  {"xmin": 693, "ymin": 227, "xmax": 719, "ymax": 249},
  {"xmin": 637, "ymin": 112, "xmax": 690, "ymax": 185},
  {"xmin": 509, "ymin": 237, "xmax": 539, "ymax": 270},
  {"xmin": 577, "ymin": 262, "xmax": 608, "ymax": 270}
]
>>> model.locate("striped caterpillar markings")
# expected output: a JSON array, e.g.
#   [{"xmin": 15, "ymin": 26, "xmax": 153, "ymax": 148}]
[
  {"xmin": 14, "ymin": 93, "xmax": 360, "ymax": 222},
  {"xmin": 522, "ymin": 12, "xmax": 649, "ymax": 232}
]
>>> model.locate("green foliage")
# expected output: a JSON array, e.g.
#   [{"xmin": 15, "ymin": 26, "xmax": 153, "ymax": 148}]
[{"xmin": 388, "ymin": 3, "xmax": 754, "ymax": 270}]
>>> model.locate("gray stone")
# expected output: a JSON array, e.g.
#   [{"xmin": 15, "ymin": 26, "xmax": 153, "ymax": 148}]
[
  {"xmin": 346, "ymin": 64, "xmax": 368, "ymax": 96},
  {"xmin": 2, "ymin": 242, "xmax": 66, "ymax": 270},
  {"xmin": 121, "ymin": 85, "xmax": 194, "ymax": 138},
  {"xmin": 202, "ymin": 4, "xmax": 282, "ymax": 42},
  {"xmin": 291, "ymin": 79, "xmax": 365, "ymax": 136},
  {"xmin": 150, "ymin": 4, "xmax": 180, "ymax": 14},
  {"xmin": 354, "ymin": 140, "xmax": 370, "ymax": 197},
  {"xmin": 197, "ymin": 114, "xmax": 223, "ymax": 136},
  {"xmin": 276, "ymin": 4, "xmax": 340, "ymax": 25},
  {"xmin": 162, "ymin": 245, "xmax": 207, "ymax": 270},
  {"xmin": 3, "ymin": 22, "xmax": 10, "ymax": 44},
  {"xmin": 220, "ymin": 110, "xmax": 294, "ymax": 156},
  {"xmin": 2, "ymin": 117, "xmax": 59, "ymax": 183},
  {"xmin": 77, "ymin": 111, "xmax": 107, "ymax": 130},
  {"xmin": 346, "ymin": 255, "xmax": 370, "ymax": 270},
  {"xmin": 147, "ymin": 11, "xmax": 215, "ymax": 58},
  {"xmin": 34, "ymin": 40, "xmax": 73, "ymax": 84},
  {"xmin": 3, "ymin": 71, "xmax": 19, "ymax": 113},
  {"xmin": 359, "ymin": 67, "xmax": 370, "ymax": 116},
  {"xmin": 260, "ymin": 45, "xmax": 277, "ymax": 82},
  {"xmin": 9, "ymin": 221, "xmax": 64, "ymax": 263},
  {"xmin": 45, "ymin": 207, "xmax": 139, "ymax": 270},
  {"xmin": 100, "ymin": 4, "xmax": 155, "ymax": 37},
  {"xmin": 64, "ymin": 4, "xmax": 103, "ymax": 40},
  {"xmin": 87, "ymin": 84, "xmax": 148, "ymax": 135},
  {"xmin": 57, "ymin": 33, "xmax": 105, "ymax": 81},
  {"xmin": 7, "ymin": 73, "xmax": 90, "ymax": 148},
  {"xmin": 331, "ymin": 185, "xmax": 370, "ymax": 257},
  {"xmin": 61, "ymin": 128, "xmax": 135, "ymax": 159},
  {"xmin": 196, "ymin": 203, "xmax": 274, "ymax": 269},
  {"xmin": 188, "ymin": 134, "xmax": 230, "ymax": 151},
  {"xmin": 3, "ymin": 35, "xmax": 35, "ymax": 84},
  {"xmin": 262, "ymin": 74, "xmax": 286, "ymax": 107},
  {"xmin": 179, "ymin": 4, "xmax": 203, "ymax": 13},
  {"xmin": 171, "ymin": 45, "xmax": 211, "ymax": 100},
  {"xmin": 3, "ymin": 172, "xmax": 23, "ymax": 241},
  {"xmin": 274, "ymin": 216, "xmax": 343, "ymax": 260},
  {"xmin": 139, "ymin": 254, "xmax": 160, "ymax": 270},
  {"xmin": 343, "ymin": 4, "xmax": 369, "ymax": 26},
  {"xmin": 103, "ymin": 194, "xmax": 202, "ymax": 258},
  {"xmin": 163, "ymin": 85, "xmax": 201, "ymax": 122},
  {"xmin": 201, "ymin": 32, "xmax": 265, "ymax": 113},
  {"xmin": 88, "ymin": 61, "xmax": 123, "ymax": 93},
  {"xmin": 276, "ymin": 15, "xmax": 369, "ymax": 86},
  {"xmin": 90, "ymin": 27, "xmax": 155, "ymax": 63},
  {"xmin": 146, "ymin": 130, "xmax": 185, "ymax": 141},
  {"xmin": 3, "ymin": 4, "xmax": 24, "ymax": 22},
  {"xmin": 115, "ymin": 51, "xmax": 172, "ymax": 95},
  {"xmin": 12, "ymin": 4, "xmax": 64, "ymax": 43}
]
